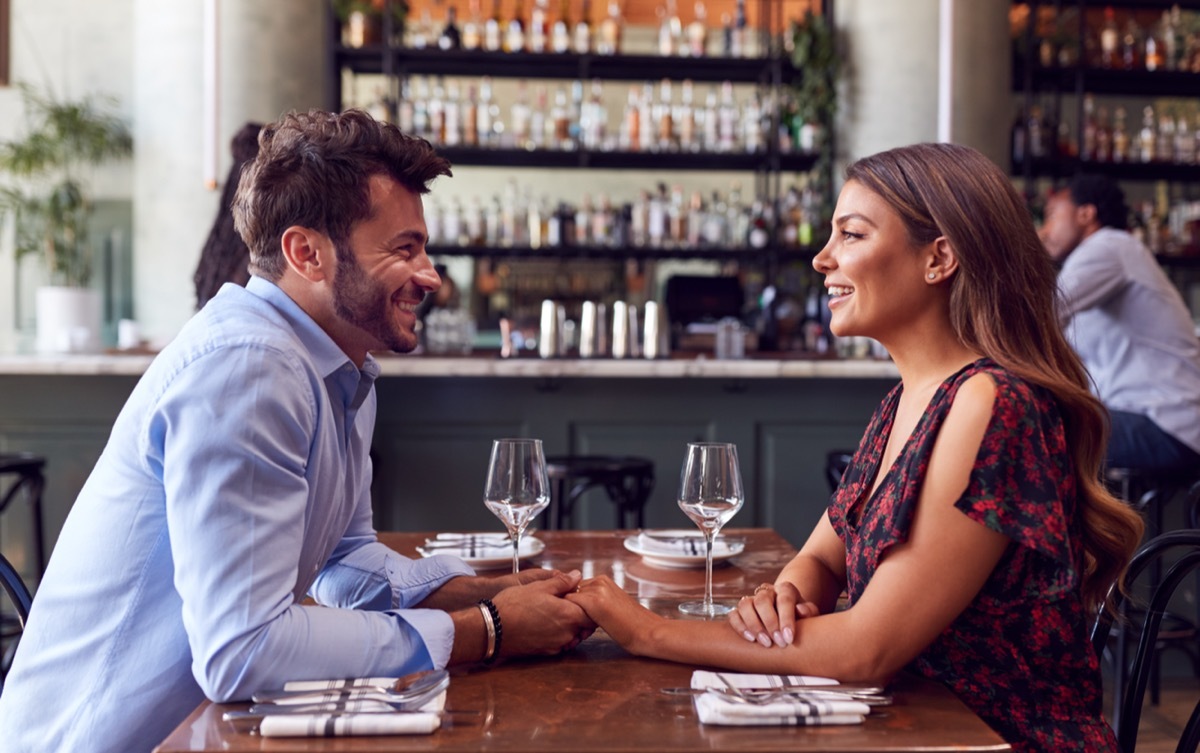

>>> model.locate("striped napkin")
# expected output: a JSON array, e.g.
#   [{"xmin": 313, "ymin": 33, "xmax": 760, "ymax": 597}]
[
  {"xmin": 417, "ymin": 532, "xmax": 538, "ymax": 558},
  {"xmin": 258, "ymin": 691, "xmax": 445, "ymax": 737},
  {"xmin": 635, "ymin": 531, "xmax": 740, "ymax": 557},
  {"xmin": 690, "ymin": 671, "xmax": 869, "ymax": 727}
]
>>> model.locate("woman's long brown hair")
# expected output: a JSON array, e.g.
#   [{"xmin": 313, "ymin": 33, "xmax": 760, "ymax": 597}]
[{"xmin": 845, "ymin": 142, "xmax": 1143, "ymax": 614}]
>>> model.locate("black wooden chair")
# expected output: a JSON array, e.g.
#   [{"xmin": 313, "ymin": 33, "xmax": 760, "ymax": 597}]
[
  {"xmin": 545, "ymin": 456, "xmax": 655, "ymax": 530},
  {"xmin": 1091, "ymin": 529, "xmax": 1200, "ymax": 753},
  {"xmin": 1, "ymin": 551, "xmax": 34, "ymax": 683}
]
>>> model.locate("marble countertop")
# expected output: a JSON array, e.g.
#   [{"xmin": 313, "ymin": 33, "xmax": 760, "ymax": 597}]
[{"xmin": 0, "ymin": 352, "xmax": 900, "ymax": 379}]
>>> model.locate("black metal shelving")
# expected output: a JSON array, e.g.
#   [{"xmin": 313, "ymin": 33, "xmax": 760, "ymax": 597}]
[
  {"xmin": 429, "ymin": 146, "xmax": 817, "ymax": 172},
  {"xmin": 1013, "ymin": 156, "xmax": 1200, "ymax": 183},
  {"xmin": 427, "ymin": 243, "xmax": 819, "ymax": 262}
]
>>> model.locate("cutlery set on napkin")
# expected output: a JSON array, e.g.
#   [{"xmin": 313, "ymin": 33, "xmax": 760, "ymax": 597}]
[
  {"xmin": 633, "ymin": 531, "xmax": 744, "ymax": 557},
  {"xmin": 681, "ymin": 670, "xmax": 892, "ymax": 726},
  {"xmin": 223, "ymin": 669, "xmax": 452, "ymax": 737},
  {"xmin": 415, "ymin": 532, "xmax": 543, "ymax": 562}
]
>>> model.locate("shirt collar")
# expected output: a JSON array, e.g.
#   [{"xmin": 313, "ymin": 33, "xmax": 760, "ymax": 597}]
[{"xmin": 245, "ymin": 276, "xmax": 381, "ymax": 381}]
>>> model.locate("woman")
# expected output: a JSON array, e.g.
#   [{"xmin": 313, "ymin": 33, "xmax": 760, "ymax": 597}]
[{"xmin": 567, "ymin": 143, "xmax": 1144, "ymax": 751}]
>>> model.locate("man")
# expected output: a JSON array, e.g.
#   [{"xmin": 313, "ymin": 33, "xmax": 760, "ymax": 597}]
[
  {"xmin": 1039, "ymin": 173, "xmax": 1200, "ymax": 472},
  {"xmin": 0, "ymin": 110, "xmax": 593, "ymax": 753}
]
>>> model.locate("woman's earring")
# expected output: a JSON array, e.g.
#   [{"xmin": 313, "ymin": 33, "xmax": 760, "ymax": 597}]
[{"xmin": 927, "ymin": 272, "xmax": 936, "ymax": 280}]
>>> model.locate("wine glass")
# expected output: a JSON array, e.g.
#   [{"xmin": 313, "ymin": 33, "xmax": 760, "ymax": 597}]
[
  {"xmin": 677, "ymin": 442, "xmax": 744, "ymax": 617},
  {"xmin": 483, "ymin": 438, "xmax": 550, "ymax": 574}
]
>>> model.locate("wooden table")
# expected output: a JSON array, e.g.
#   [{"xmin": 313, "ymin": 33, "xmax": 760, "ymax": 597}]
[{"xmin": 154, "ymin": 529, "xmax": 1010, "ymax": 752}]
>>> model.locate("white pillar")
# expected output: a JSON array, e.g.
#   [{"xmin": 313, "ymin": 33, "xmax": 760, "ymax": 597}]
[
  {"xmin": 132, "ymin": 0, "xmax": 327, "ymax": 344},
  {"xmin": 834, "ymin": 0, "xmax": 1010, "ymax": 174}
]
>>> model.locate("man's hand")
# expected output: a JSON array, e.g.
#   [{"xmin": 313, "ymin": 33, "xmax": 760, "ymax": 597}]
[{"xmin": 492, "ymin": 569, "xmax": 596, "ymax": 657}]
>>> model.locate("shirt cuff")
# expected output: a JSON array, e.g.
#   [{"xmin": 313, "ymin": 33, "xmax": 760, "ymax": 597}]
[
  {"xmin": 387, "ymin": 553, "xmax": 476, "ymax": 609},
  {"xmin": 394, "ymin": 608, "xmax": 458, "ymax": 669}
]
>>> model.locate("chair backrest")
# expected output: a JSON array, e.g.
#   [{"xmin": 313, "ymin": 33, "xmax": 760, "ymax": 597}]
[
  {"xmin": 1091, "ymin": 529, "xmax": 1200, "ymax": 753},
  {"xmin": 0, "ymin": 552, "xmax": 32, "ymax": 629}
]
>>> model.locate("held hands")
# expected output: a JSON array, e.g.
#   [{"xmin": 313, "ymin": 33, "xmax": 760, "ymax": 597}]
[
  {"xmin": 729, "ymin": 582, "xmax": 820, "ymax": 648},
  {"xmin": 565, "ymin": 576, "xmax": 659, "ymax": 654},
  {"xmin": 491, "ymin": 569, "xmax": 596, "ymax": 657}
]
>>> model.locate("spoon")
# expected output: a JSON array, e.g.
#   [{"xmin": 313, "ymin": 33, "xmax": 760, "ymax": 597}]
[{"xmin": 251, "ymin": 668, "xmax": 448, "ymax": 704}]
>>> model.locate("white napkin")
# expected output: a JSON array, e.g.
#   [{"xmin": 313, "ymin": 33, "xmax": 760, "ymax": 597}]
[
  {"xmin": 282, "ymin": 676, "xmax": 399, "ymax": 692},
  {"xmin": 421, "ymin": 533, "xmax": 538, "ymax": 558},
  {"xmin": 691, "ymin": 671, "xmax": 869, "ymax": 727},
  {"xmin": 636, "ymin": 532, "xmax": 739, "ymax": 557},
  {"xmin": 258, "ymin": 691, "xmax": 446, "ymax": 737}
]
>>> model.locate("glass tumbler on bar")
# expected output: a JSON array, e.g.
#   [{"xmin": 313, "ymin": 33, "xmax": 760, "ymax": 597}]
[
  {"xmin": 677, "ymin": 442, "xmax": 744, "ymax": 617},
  {"xmin": 483, "ymin": 438, "xmax": 550, "ymax": 574}
]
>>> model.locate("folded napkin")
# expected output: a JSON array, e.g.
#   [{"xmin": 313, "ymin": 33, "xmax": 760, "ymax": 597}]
[
  {"xmin": 691, "ymin": 671, "xmax": 868, "ymax": 727},
  {"xmin": 636, "ymin": 531, "xmax": 740, "ymax": 557},
  {"xmin": 259, "ymin": 712, "xmax": 441, "ymax": 737},
  {"xmin": 282, "ymin": 676, "xmax": 399, "ymax": 692},
  {"xmin": 258, "ymin": 691, "xmax": 446, "ymax": 737},
  {"xmin": 420, "ymin": 533, "xmax": 539, "ymax": 558}
]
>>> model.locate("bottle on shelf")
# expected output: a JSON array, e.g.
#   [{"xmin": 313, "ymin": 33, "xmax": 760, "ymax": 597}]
[
  {"xmin": 731, "ymin": 0, "xmax": 748, "ymax": 57},
  {"xmin": 1111, "ymin": 106, "xmax": 1130, "ymax": 162},
  {"xmin": 657, "ymin": 0, "xmax": 682, "ymax": 56},
  {"xmin": 574, "ymin": 0, "xmax": 593, "ymax": 53},
  {"xmin": 506, "ymin": 0, "xmax": 527, "ymax": 52},
  {"xmin": 1138, "ymin": 105, "xmax": 1156, "ymax": 163},
  {"xmin": 551, "ymin": 0, "xmax": 571, "ymax": 53},
  {"xmin": 551, "ymin": 87, "xmax": 571, "ymax": 149},
  {"xmin": 429, "ymin": 78, "xmax": 447, "ymax": 143},
  {"xmin": 477, "ymin": 76, "xmax": 497, "ymax": 146},
  {"xmin": 1176, "ymin": 115, "xmax": 1196, "ymax": 164},
  {"xmin": 484, "ymin": 0, "xmax": 503, "ymax": 51},
  {"xmin": 462, "ymin": 0, "xmax": 483, "ymax": 49},
  {"xmin": 529, "ymin": 0, "xmax": 549, "ymax": 52},
  {"xmin": 438, "ymin": 4, "xmax": 463, "ymax": 49},
  {"xmin": 678, "ymin": 79, "xmax": 698, "ymax": 152},
  {"xmin": 717, "ymin": 80, "xmax": 738, "ymax": 152},
  {"xmin": 1144, "ymin": 21, "xmax": 1163, "ymax": 71},
  {"xmin": 1095, "ymin": 105, "xmax": 1112, "ymax": 163},
  {"xmin": 1100, "ymin": 6, "xmax": 1119, "ymax": 69},
  {"xmin": 622, "ymin": 85, "xmax": 641, "ymax": 151},
  {"xmin": 656, "ymin": 79, "xmax": 675, "ymax": 152},
  {"xmin": 580, "ymin": 79, "xmax": 607, "ymax": 150},
  {"xmin": 511, "ymin": 80, "xmax": 532, "ymax": 148},
  {"xmin": 1156, "ymin": 112, "xmax": 1175, "ymax": 163},
  {"xmin": 597, "ymin": 0, "xmax": 622, "ymax": 55},
  {"xmin": 686, "ymin": 1, "xmax": 708, "ymax": 57},
  {"xmin": 1120, "ymin": 17, "xmax": 1141, "ymax": 70},
  {"xmin": 529, "ymin": 85, "xmax": 549, "ymax": 150},
  {"xmin": 443, "ymin": 81, "xmax": 462, "ymax": 146},
  {"xmin": 1080, "ymin": 94, "xmax": 1097, "ymax": 162}
]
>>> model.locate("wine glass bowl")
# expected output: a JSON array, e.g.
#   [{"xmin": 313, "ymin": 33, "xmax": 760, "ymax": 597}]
[
  {"xmin": 677, "ymin": 442, "xmax": 744, "ymax": 617},
  {"xmin": 483, "ymin": 438, "xmax": 550, "ymax": 574}
]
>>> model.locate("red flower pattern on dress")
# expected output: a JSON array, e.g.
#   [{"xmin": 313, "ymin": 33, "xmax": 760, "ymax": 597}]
[{"xmin": 828, "ymin": 359, "xmax": 1117, "ymax": 752}]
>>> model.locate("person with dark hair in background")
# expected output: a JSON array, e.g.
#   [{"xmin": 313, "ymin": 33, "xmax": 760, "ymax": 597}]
[
  {"xmin": 0, "ymin": 109, "xmax": 593, "ymax": 753},
  {"xmin": 193, "ymin": 122, "xmax": 262, "ymax": 308},
  {"xmin": 568, "ymin": 143, "xmax": 1144, "ymax": 751},
  {"xmin": 1040, "ymin": 173, "xmax": 1200, "ymax": 472}
]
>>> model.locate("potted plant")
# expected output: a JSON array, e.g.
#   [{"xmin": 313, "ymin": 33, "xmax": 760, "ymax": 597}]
[
  {"xmin": 0, "ymin": 83, "xmax": 133, "ymax": 353},
  {"xmin": 788, "ymin": 10, "xmax": 840, "ymax": 245},
  {"xmin": 332, "ymin": 0, "xmax": 408, "ymax": 48}
]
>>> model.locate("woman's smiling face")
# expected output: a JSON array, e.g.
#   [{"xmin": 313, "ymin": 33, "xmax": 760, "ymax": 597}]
[{"xmin": 812, "ymin": 179, "xmax": 937, "ymax": 342}]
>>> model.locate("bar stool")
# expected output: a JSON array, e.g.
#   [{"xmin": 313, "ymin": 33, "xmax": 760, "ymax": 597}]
[
  {"xmin": 0, "ymin": 453, "xmax": 46, "ymax": 580},
  {"xmin": 1103, "ymin": 466, "xmax": 1200, "ymax": 710},
  {"xmin": 545, "ymin": 456, "xmax": 655, "ymax": 530}
]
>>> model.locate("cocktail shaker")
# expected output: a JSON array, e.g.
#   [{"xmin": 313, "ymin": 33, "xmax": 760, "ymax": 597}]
[
  {"xmin": 611, "ymin": 301, "xmax": 640, "ymax": 359},
  {"xmin": 579, "ymin": 301, "xmax": 608, "ymax": 358},
  {"xmin": 642, "ymin": 301, "xmax": 668, "ymax": 359},
  {"xmin": 539, "ymin": 299, "xmax": 565, "ymax": 358}
]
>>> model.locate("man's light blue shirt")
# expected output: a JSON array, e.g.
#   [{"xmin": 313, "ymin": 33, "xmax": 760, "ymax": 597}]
[
  {"xmin": 1057, "ymin": 227, "xmax": 1200, "ymax": 454},
  {"xmin": 0, "ymin": 277, "xmax": 473, "ymax": 753}
]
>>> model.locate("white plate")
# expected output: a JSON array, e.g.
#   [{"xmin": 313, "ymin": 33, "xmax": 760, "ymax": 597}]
[
  {"xmin": 418, "ymin": 535, "xmax": 546, "ymax": 570},
  {"xmin": 623, "ymin": 530, "xmax": 745, "ymax": 569}
]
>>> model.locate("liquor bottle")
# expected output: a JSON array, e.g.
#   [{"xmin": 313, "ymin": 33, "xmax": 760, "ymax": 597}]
[
  {"xmin": 1157, "ymin": 112, "xmax": 1175, "ymax": 162},
  {"xmin": 529, "ymin": 85, "xmax": 548, "ymax": 149},
  {"xmin": 1026, "ymin": 104, "xmax": 1045, "ymax": 159},
  {"xmin": 462, "ymin": 0, "xmax": 483, "ymax": 49},
  {"xmin": 1100, "ymin": 7, "xmax": 1119, "ymax": 69},
  {"xmin": 429, "ymin": 78, "xmax": 447, "ymax": 143},
  {"xmin": 593, "ymin": 194, "xmax": 614, "ymax": 245},
  {"xmin": 511, "ymin": 81, "xmax": 532, "ymax": 148},
  {"xmin": 597, "ymin": 0, "xmax": 622, "ymax": 55},
  {"xmin": 1145, "ymin": 24, "xmax": 1163, "ymax": 71},
  {"xmin": 463, "ymin": 85, "xmax": 479, "ymax": 146},
  {"xmin": 567, "ymin": 80, "xmax": 584, "ymax": 148},
  {"xmin": 717, "ymin": 80, "xmax": 737, "ymax": 152},
  {"xmin": 1138, "ymin": 105, "xmax": 1156, "ymax": 162},
  {"xmin": 397, "ymin": 78, "xmax": 415, "ymax": 134},
  {"xmin": 484, "ymin": 0, "xmax": 503, "ymax": 51},
  {"xmin": 1080, "ymin": 94, "xmax": 1097, "ymax": 161},
  {"xmin": 527, "ymin": 196, "xmax": 544, "ymax": 249},
  {"xmin": 647, "ymin": 186, "xmax": 667, "ymax": 247},
  {"xmin": 1095, "ymin": 106, "xmax": 1112, "ymax": 162},
  {"xmin": 1111, "ymin": 106, "xmax": 1130, "ymax": 162},
  {"xmin": 412, "ymin": 78, "xmax": 431, "ymax": 139},
  {"xmin": 1120, "ymin": 19, "xmax": 1141, "ymax": 70},
  {"xmin": 582, "ymin": 79, "xmax": 607, "ymax": 150},
  {"xmin": 506, "ymin": 0, "xmax": 527, "ymax": 52},
  {"xmin": 657, "ymin": 0, "xmax": 682, "ymax": 56},
  {"xmin": 551, "ymin": 0, "xmax": 571, "ymax": 53},
  {"xmin": 731, "ymin": 0, "xmax": 747, "ymax": 57},
  {"xmin": 623, "ymin": 86, "xmax": 641, "ymax": 151},
  {"xmin": 1176, "ymin": 115, "xmax": 1195, "ymax": 164},
  {"xmin": 720, "ymin": 13, "xmax": 733, "ymax": 57},
  {"xmin": 465, "ymin": 196, "xmax": 485, "ymax": 246},
  {"xmin": 438, "ymin": 5, "xmax": 463, "ymax": 49},
  {"xmin": 741, "ymin": 88, "xmax": 764, "ymax": 153},
  {"xmin": 702, "ymin": 85, "xmax": 720, "ymax": 152},
  {"xmin": 630, "ymin": 190, "xmax": 649, "ymax": 246},
  {"xmin": 656, "ymin": 79, "xmax": 675, "ymax": 151},
  {"xmin": 1166, "ymin": 6, "xmax": 1184, "ymax": 71},
  {"xmin": 575, "ymin": 194, "xmax": 593, "ymax": 245},
  {"xmin": 477, "ymin": 77, "xmax": 496, "ymax": 146},
  {"xmin": 686, "ymin": 191, "xmax": 705, "ymax": 247},
  {"xmin": 574, "ymin": 0, "xmax": 592, "ymax": 53},
  {"xmin": 443, "ymin": 81, "xmax": 462, "ymax": 146},
  {"xmin": 686, "ymin": 1, "xmax": 708, "ymax": 57},
  {"xmin": 678, "ymin": 79, "xmax": 697, "ymax": 152},
  {"xmin": 551, "ymin": 87, "xmax": 571, "ymax": 148},
  {"xmin": 669, "ymin": 185, "xmax": 687, "ymax": 246},
  {"xmin": 1010, "ymin": 107, "xmax": 1026, "ymax": 164},
  {"xmin": 638, "ymin": 82, "xmax": 656, "ymax": 153},
  {"xmin": 529, "ymin": 0, "xmax": 549, "ymax": 52}
]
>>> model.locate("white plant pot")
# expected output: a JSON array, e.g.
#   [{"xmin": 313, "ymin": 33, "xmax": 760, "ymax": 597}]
[{"xmin": 35, "ymin": 286, "xmax": 103, "ymax": 354}]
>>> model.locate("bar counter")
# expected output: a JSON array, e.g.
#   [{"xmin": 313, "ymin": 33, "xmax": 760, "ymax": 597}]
[{"xmin": 0, "ymin": 352, "xmax": 899, "ymax": 571}]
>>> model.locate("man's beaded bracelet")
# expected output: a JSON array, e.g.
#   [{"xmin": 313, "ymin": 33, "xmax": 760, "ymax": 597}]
[{"xmin": 478, "ymin": 598, "xmax": 502, "ymax": 664}]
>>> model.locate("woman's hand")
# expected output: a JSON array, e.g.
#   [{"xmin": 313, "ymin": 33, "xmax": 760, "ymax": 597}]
[
  {"xmin": 728, "ymin": 581, "xmax": 820, "ymax": 648},
  {"xmin": 566, "ymin": 576, "xmax": 662, "ymax": 654}
]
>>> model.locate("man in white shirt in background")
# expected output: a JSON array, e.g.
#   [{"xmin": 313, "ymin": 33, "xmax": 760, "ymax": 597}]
[{"xmin": 1040, "ymin": 173, "xmax": 1200, "ymax": 473}]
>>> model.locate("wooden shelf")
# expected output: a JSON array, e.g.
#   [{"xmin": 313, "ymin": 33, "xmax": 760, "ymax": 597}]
[{"xmin": 427, "ymin": 243, "xmax": 819, "ymax": 261}]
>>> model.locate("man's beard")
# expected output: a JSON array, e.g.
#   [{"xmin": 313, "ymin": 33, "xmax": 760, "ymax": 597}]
[{"xmin": 333, "ymin": 245, "xmax": 418, "ymax": 354}]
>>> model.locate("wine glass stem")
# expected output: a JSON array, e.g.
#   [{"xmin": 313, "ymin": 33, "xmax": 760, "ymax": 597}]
[
  {"xmin": 512, "ymin": 531, "xmax": 521, "ymax": 575},
  {"xmin": 703, "ymin": 530, "xmax": 716, "ymax": 610}
]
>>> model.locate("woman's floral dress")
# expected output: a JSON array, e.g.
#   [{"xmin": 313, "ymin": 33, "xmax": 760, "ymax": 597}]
[{"xmin": 827, "ymin": 358, "xmax": 1117, "ymax": 751}]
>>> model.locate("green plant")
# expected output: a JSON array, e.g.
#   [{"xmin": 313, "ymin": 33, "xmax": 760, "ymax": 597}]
[
  {"xmin": 788, "ymin": 10, "xmax": 841, "ymax": 245},
  {"xmin": 0, "ymin": 84, "xmax": 133, "ymax": 287}
]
